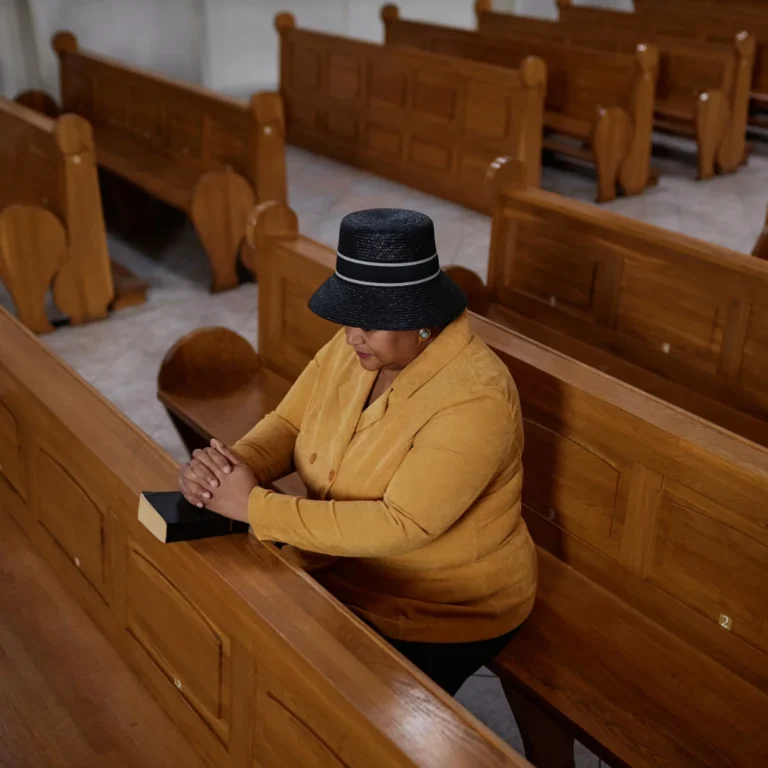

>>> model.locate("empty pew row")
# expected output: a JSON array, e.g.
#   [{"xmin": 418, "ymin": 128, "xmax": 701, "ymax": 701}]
[
  {"xmin": 158, "ymin": 202, "xmax": 768, "ymax": 768},
  {"xmin": 0, "ymin": 97, "xmax": 146, "ymax": 334},
  {"xmin": 449, "ymin": 158, "xmax": 768, "ymax": 448},
  {"xmin": 475, "ymin": 0, "xmax": 755, "ymax": 179},
  {"xmin": 276, "ymin": 12, "xmax": 544, "ymax": 213},
  {"xmin": 0, "ymin": 307, "xmax": 532, "ymax": 768},
  {"xmin": 556, "ymin": 0, "xmax": 768, "ymax": 130},
  {"xmin": 382, "ymin": 5, "xmax": 657, "ymax": 203},
  {"xmin": 30, "ymin": 31, "xmax": 288, "ymax": 293}
]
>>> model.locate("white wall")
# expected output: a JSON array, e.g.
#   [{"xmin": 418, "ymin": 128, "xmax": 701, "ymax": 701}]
[
  {"xmin": 27, "ymin": 0, "xmax": 203, "ymax": 97},
  {"xmin": 202, "ymin": 0, "xmax": 498, "ymax": 97},
  {"xmin": 0, "ymin": 0, "xmax": 40, "ymax": 96},
  {"xmin": 514, "ymin": 0, "xmax": 631, "ymax": 18},
  {"xmin": 1, "ymin": 0, "xmax": 634, "ymax": 100}
]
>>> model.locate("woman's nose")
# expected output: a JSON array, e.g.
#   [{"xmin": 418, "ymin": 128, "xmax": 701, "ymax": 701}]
[{"xmin": 344, "ymin": 327, "xmax": 364, "ymax": 345}]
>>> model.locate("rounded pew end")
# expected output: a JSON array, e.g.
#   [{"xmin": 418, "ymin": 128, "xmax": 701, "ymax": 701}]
[
  {"xmin": 52, "ymin": 31, "xmax": 78, "ymax": 55},
  {"xmin": 274, "ymin": 12, "xmax": 296, "ymax": 32}
]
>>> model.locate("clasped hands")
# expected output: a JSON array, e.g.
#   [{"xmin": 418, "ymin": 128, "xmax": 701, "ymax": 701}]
[{"xmin": 178, "ymin": 439, "xmax": 257, "ymax": 524}]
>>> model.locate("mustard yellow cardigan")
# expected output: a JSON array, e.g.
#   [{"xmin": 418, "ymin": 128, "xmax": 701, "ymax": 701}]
[{"xmin": 233, "ymin": 313, "xmax": 537, "ymax": 643}]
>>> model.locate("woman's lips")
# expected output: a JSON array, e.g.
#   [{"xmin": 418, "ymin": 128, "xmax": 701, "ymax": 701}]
[{"xmin": 356, "ymin": 351, "xmax": 371, "ymax": 360}]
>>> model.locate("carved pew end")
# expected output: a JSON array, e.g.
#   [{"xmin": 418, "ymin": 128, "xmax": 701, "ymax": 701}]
[
  {"xmin": 381, "ymin": 4, "xmax": 400, "ymax": 23},
  {"xmin": 158, "ymin": 326, "xmax": 264, "ymax": 453},
  {"xmin": 444, "ymin": 266, "xmax": 490, "ymax": 317},
  {"xmin": 52, "ymin": 30, "xmax": 78, "ymax": 55},
  {"xmin": 14, "ymin": 89, "xmax": 60, "ymax": 118},
  {"xmin": 274, "ymin": 12, "xmax": 296, "ymax": 32},
  {"xmin": 486, "ymin": 157, "xmax": 529, "ymax": 199}
]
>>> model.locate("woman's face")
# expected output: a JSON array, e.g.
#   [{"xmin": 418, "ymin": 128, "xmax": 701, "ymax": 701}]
[{"xmin": 344, "ymin": 327, "xmax": 426, "ymax": 372}]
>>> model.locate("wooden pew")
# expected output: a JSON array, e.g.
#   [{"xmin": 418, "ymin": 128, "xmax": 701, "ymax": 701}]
[
  {"xmin": 0, "ymin": 306, "xmax": 533, "ymax": 768},
  {"xmin": 45, "ymin": 31, "xmax": 287, "ymax": 293},
  {"xmin": 475, "ymin": 0, "xmax": 756, "ymax": 179},
  {"xmin": 382, "ymin": 5, "xmax": 657, "ymax": 203},
  {"xmin": 557, "ymin": 0, "xmax": 768, "ymax": 131},
  {"xmin": 755, "ymin": 206, "xmax": 768, "ymax": 260},
  {"xmin": 276, "ymin": 11, "xmax": 544, "ymax": 213},
  {"xmin": 448, "ymin": 157, "xmax": 768, "ymax": 449},
  {"xmin": 0, "ymin": 97, "xmax": 148, "ymax": 334},
  {"xmin": 158, "ymin": 201, "xmax": 768, "ymax": 768}
]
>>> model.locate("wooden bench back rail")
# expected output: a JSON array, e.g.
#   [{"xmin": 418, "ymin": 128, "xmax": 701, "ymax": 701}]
[
  {"xmin": 159, "ymin": 200, "xmax": 768, "ymax": 768},
  {"xmin": 52, "ymin": 31, "xmax": 287, "ymax": 293},
  {"xmin": 484, "ymin": 158, "xmax": 768, "ymax": 428},
  {"xmin": 0, "ymin": 97, "xmax": 113, "ymax": 332},
  {"xmin": 754, "ymin": 206, "xmax": 768, "ymax": 260},
  {"xmin": 475, "ymin": 1, "xmax": 755, "ymax": 177},
  {"xmin": 383, "ymin": 5, "xmax": 657, "ymax": 202},
  {"xmin": 556, "ymin": 0, "xmax": 768, "ymax": 121},
  {"xmin": 0, "ymin": 307, "xmax": 532, "ymax": 768},
  {"xmin": 277, "ymin": 11, "xmax": 544, "ymax": 213}
]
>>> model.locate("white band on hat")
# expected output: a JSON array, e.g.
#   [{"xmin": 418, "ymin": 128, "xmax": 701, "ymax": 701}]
[{"xmin": 334, "ymin": 268, "xmax": 442, "ymax": 287}]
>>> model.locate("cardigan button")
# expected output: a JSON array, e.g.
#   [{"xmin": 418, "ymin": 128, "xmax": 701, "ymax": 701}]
[
  {"xmin": 309, "ymin": 453, "xmax": 317, "ymax": 464},
  {"xmin": 328, "ymin": 470, "xmax": 336, "ymax": 482}
]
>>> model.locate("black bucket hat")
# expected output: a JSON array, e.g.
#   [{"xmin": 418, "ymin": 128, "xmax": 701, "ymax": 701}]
[{"xmin": 308, "ymin": 208, "xmax": 467, "ymax": 331}]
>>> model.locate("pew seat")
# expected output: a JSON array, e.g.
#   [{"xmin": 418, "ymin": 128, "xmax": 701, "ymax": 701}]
[
  {"xmin": 93, "ymin": 128, "xmax": 204, "ymax": 213},
  {"xmin": 492, "ymin": 550, "xmax": 768, "ymax": 768}
]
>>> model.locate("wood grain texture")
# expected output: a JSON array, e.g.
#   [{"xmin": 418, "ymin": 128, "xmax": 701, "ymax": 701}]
[
  {"xmin": 0, "ymin": 306, "xmax": 531, "ymax": 768},
  {"xmin": 159, "ymin": 200, "xmax": 768, "ymax": 768},
  {"xmin": 53, "ymin": 32, "xmax": 287, "ymax": 290},
  {"xmin": 477, "ymin": 3, "xmax": 755, "ymax": 176},
  {"xmin": 754, "ymin": 205, "xmax": 768, "ymax": 260},
  {"xmin": 484, "ymin": 157, "xmax": 768, "ymax": 442},
  {"xmin": 0, "ymin": 97, "xmax": 114, "ymax": 329},
  {"xmin": 0, "ymin": 510, "xmax": 210, "ymax": 768},
  {"xmin": 385, "ymin": 6, "xmax": 657, "ymax": 202},
  {"xmin": 277, "ymin": 11, "xmax": 544, "ymax": 213},
  {"xmin": 556, "ymin": 0, "xmax": 768, "ymax": 129},
  {"xmin": 0, "ymin": 206, "xmax": 66, "ymax": 334}
]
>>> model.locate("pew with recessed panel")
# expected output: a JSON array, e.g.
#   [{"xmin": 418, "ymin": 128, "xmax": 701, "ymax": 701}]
[
  {"xmin": 382, "ymin": 4, "xmax": 657, "ymax": 203},
  {"xmin": 276, "ymin": 11, "xmax": 544, "ymax": 213},
  {"xmin": 556, "ymin": 0, "xmax": 768, "ymax": 131},
  {"xmin": 0, "ymin": 96, "xmax": 147, "ymax": 334},
  {"xmin": 157, "ymin": 198, "xmax": 768, "ymax": 768},
  {"xmin": 0, "ymin": 305, "xmax": 533, "ymax": 768},
  {"xmin": 475, "ymin": 0, "xmax": 755, "ymax": 179},
  {"xmin": 46, "ymin": 31, "xmax": 287, "ymax": 292},
  {"xmin": 448, "ymin": 157, "xmax": 768, "ymax": 448}
]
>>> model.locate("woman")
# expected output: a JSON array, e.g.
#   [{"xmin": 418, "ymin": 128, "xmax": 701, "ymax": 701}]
[{"xmin": 178, "ymin": 208, "xmax": 537, "ymax": 696}]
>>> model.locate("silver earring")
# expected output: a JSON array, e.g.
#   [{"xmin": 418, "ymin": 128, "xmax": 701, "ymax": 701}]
[{"xmin": 418, "ymin": 328, "xmax": 432, "ymax": 341}]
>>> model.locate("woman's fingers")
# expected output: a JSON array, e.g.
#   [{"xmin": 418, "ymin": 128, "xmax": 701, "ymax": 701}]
[
  {"xmin": 191, "ymin": 450, "xmax": 225, "ymax": 488},
  {"xmin": 205, "ymin": 442, "xmax": 235, "ymax": 474},
  {"xmin": 210, "ymin": 439, "xmax": 244, "ymax": 467},
  {"xmin": 179, "ymin": 472, "xmax": 211, "ymax": 507}
]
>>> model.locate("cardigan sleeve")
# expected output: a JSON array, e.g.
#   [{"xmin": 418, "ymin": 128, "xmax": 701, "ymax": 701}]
[
  {"xmin": 247, "ymin": 393, "xmax": 520, "ymax": 556},
  {"xmin": 231, "ymin": 353, "xmax": 320, "ymax": 485}
]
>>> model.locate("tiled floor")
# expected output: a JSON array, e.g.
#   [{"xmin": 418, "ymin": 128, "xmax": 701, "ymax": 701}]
[{"xmin": 2, "ymin": 134, "xmax": 767, "ymax": 767}]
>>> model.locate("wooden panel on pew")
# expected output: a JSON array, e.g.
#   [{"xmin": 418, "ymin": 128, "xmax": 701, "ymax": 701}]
[
  {"xmin": 475, "ymin": 0, "xmax": 755, "ymax": 179},
  {"xmin": 478, "ymin": 157, "xmax": 768, "ymax": 446},
  {"xmin": 383, "ymin": 4, "xmax": 657, "ymax": 203},
  {"xmin": 158, "ymin": 202, "xmax": 768, "ymax": 768},
  {"xmin": 0, "ymin": 306, "xmax": 532, "ymax": 768},
  {"xmin": 0, "ymin": 97, "xmax": 116, "ymax": 333},
  {"xmin": 276, "ymin": 11, "xmax": 544, "ymax": 213},
  {"xmin": 51, "ymin": 31, "xmax": 287, "ymax": 293},
  {"xmin": 556, "ymin": 0, "xmax": 768, "ymax": 129},
  {"xmin": 755, "ymin": 206, "xmax": 768, "ymax": 260}
]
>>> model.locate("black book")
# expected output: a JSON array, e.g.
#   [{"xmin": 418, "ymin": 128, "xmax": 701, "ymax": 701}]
[{"xmin": 137, "ymin": 491, "xmax": 249, "ymax": 543}]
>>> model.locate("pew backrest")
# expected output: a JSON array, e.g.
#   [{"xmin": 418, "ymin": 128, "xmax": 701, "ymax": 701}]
[
  {"xmin": 556, "ymin": 0, "xmax": 768, "ymax": 94},
  {"xmin": 52, "ymin": 31, "xmax": 287, "ymax": 209},
  {"xmin": 485, "ymin": 159, "xmax": 768, "ymax": 424},
  {"xmin": 0, "ymin": 305, "xmax": 532, "ymax": 768},
  {"xmin": 384, "ymin": 7, "xmax": 656, "ymax": 126},
  {"xmin": 276, "ymin": 12, "xmax": 545, "ymax": 212}
]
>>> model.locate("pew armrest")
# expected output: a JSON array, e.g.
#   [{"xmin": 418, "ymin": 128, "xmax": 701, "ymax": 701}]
[
  {"xmin": 13, "ymin": 89, "xmax": 60, "ymax": 118},
  {"xmin": 444, "ymin": 266, "xmax": 490, "ymax": 316}
]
